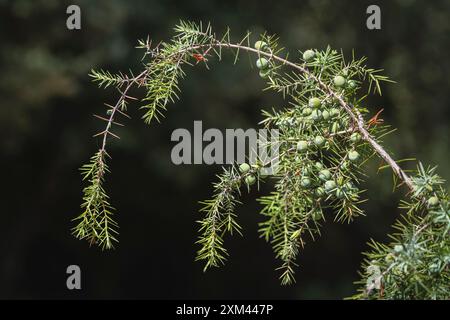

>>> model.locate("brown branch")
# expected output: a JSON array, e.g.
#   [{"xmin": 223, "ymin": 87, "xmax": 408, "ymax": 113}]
[
  {"xmin": 97, "ymin": 70, "xmax": 148, "ymax": 155},
  {"xmin": 170, "ymin": 41, "xmax": 415, "ymax": 191},
  {"xmin": 99, "ymin": 39, "xmax": 415, "ymax": 193}
]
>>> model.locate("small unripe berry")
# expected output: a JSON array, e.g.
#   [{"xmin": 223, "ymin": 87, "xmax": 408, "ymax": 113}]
[
  {"xmin": 259, "ymin": 69, "xmax": 271, "ymax": 79},
  {"xmin": 315, "ymin": 162, "xmax": 324, "ymax": 170},
  {"xmin": 239, "ymin": 162, "xmax": 251, "ymax": 173},
  {"xmin": 344, "ymin": 182, "xmax": 355, "ymax": 191},
  {"xmin": 308, "ymin": 97, "xmax": 322, "ymax": 108},
  {"xmin": 322, "ymin": 110, "xmax": 330, "ymax": 120},
  {"xmin": 385, "ymin": 253, "xmax": 395, "ymax": 263},
  {"xmin": 348, "ymin": 150, "xmax": 360, "ymax": 161},
  {"xmin": 297, "ymin": 140, "xmax": 309, "ymax": 152},
  {"xmin": 259, "ymin": 167, "xmax": 269, "ymax": 178},
  {"xmin": 428, "ymin": 263, "xmax": 440, "ymax": 273},
  {"xmin": 350, "ymin": 132, "xmax": 361, "ymax": 143},
  {"xmin": 302, "ymin": 107, "xmax": 312, "ymax": 116},
  {"xmin": 302, "ymin": 165, "xmax": 312, "ymax": 176},
  {"xmin": 324, "ymin": 180, "xmax": 337, "ymax": 191},
  {"xmin": 394, "ymin": 244, "xmax": 403, "ymax": 254},
  {"xmin": 330, "ymin": 108, "xmax": 340, "ymax": 118},
  {"xmin": 256, "ymin": 58, "xmax": 269, "ymax": 69},
  {"xmin": 311, "ymin": 210, "xmax": 323, "ymax": 221},
  {"xmin": 333, "ymin": 75, "xmax": 346, "ymax": 87},
  {"xmin": 314, "ymin": 135, "xmax": 325, "ymax": 147},
  {"xmin": 254, "ymin": 40, "xmax": 268, "ymax": 51},
  {"xmin": 427, "ymin": 196, "xmax": 439, "ymax": 207},
  {"xmin": 301, "ymin": 177, "xmax": 311, "ymax": 188},
  {"xmin": 335, "ymin": 188, "xmax": 345, "ymax": 199},
  {"xmin": 319, "ymin": 169, "xmax": 331, "ymax": 181},
  {"xmin": 303, "ymin": 49, "xmax": 315, "ymax": 61},
  {"xmin": 245, "ymin": 175, "xmax": 256, "ymax": 186},
  {"xmin": 311, "ymin": 109, "xmax": 322, "ymax": 121},
  {"xmin": 315, "ymin": 187, "xmax": 325, "ymax": 197},
  {"xmin": 348, "ymin": 80, "xmax": 357, "ymax": 89}
]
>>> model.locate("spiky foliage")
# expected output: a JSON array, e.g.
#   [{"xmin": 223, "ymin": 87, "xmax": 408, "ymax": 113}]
[
  {"xmin": 196, "ymin": 166, "xmax": 244, "ymax": 270},
  {"xmin": 351, "ymin": 164, "xmax": 449, "ymax": 299},
  {"xmin": 76, "ymin": 21, "xmax": 448, "ymax": 297},
  {"xmin": 72, "ymin": 150, "xmax": 118, "ymax": 249}
]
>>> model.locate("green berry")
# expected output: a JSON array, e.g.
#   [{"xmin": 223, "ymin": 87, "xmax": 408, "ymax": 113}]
[
  {"xmin": 348, "ymin": 80, "xmax": 357, "ymax": 89},
  {"xmin": 308, "ymin": 97, "xmax": 322, "ymax": 108},
  {"xmin": 302, "ymin": 107, "xmax": 312, "ymax": 116},
  {"xmin": 315, "ymin": 162, "xmax": 324, "ymax": 170},
  {"xmin": 254, "ymin": 40, "xmax": 268, "ymax": 51},
  {"xmin": 314, "ymin": 135, "xmax": 325, "ymax": 147},
  {"xmin": 259, "ymin": 167, "xmax": 269, "ymax": 178},
  {"xmin": 324, "ymin": 180, "xmax": 337, "ymax": 191},
  {"xmin": 259, "ymin": 69, "xmax": 271, "ymax": 79},
  {"xmin": 301, "ymin": 177, "xmax": 311, "ymax": 188},
  {"xmin": 245, "ymin": 175, "xmax": 256, "ymax": 186},
  {"xmin": 315, "ymin": 187, "xmax": 325, "ymax": 197},
  {"xmin": 330, "ymin": 108, "xmax": 340, "ymax": 118},
  {"xmin": 429, "ymin": 263, "xmax": 440, "ymax": 273},
  {"xmin": 302, "ymin": 165, "xmax": 312, "ymax": 176},
  {"xmin": 256, "ymin": 58, "xmax": 269, "ymax": 69},
  {"xmin": 319, "ymin": 169, "xmax": 332, "ymax": 181},
  {"xmin": 344, "ymin": 182, "xmax": 354, "ymax": 191},
  {"xmin": 311, "ymin": 109, "xmax": 322, "ymax": 121},
  {"xmin": 427, "ymin": 196, "xmax": 439, "ymax": 207},
  {"xmin": 297, "ymin": 140, "xmax": 309, "ymax": 152},
  {"xmin": 335, "ymin": 188, "xmax": 345, "ymax": 199},
  {"xmin": 385, "ymin": 253, "xmax": 395, "ymax": 263},
  {"xmin": 311, "ymin": 210, "xmax": 323, "ymax": 221},
  {"xmin": 322, "ymin": 110, "xmax": 330, "ymax": 120},
  {"xmin": 333, "ymin": 75, "xmax": 346, "ymax": 87},
  {"xmin": 303, "ymin": 49, "xmax": 315, "ymax": 61},
  {"xmin": 239, "ymin": 162, "xmax": 251, "ymax": 173},
  {"xmin": 350, "ymin": 132, "xmax": 361, "ymax": 143},
  {"xmin": 394, "ymin": 245, "xmax": 403, "ymax": 254},
  {"xmin": 348, "ymin": 150, "xmax": 360, "ymax": 162}
]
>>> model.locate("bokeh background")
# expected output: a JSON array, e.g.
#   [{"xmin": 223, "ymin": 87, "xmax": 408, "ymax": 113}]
[{"xmin": 0, "ymin": 0, "xmax": 448, "ymax": 299}]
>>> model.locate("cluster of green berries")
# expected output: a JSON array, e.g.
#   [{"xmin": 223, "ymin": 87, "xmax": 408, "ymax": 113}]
[
  {"xmin": 296, "ymin": 159, "xmax": 359, "ymax": 202},
  {"xmin": 303, "ymin": 50, "xmax": 356, "ymax": 89},
  {"xmin": 239, "ymin": 162, "xmax": 256, "ymax": 186},
  {"xmin": 300, "ymin": 97, "xmax": 343, "ymax": 130},
  {"xmin": 296, "ymin": 135, "xmax": 326, "ymax": 153},
  {"xmin": 254, "ymin": 40, "xmax": 272, "ymax": 79},
  {"xmin": 239, "ymin": 162, "xmax": 271, "ymax": 186},
  {"xmin": 333, "ymin": 73, "xmax": 357, "ymax": 90},
  {"xmin": 293, "ymin": 96, "xmax": 362, "ymax": 201}
]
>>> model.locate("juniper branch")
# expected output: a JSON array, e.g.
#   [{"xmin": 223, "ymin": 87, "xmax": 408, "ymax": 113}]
[{"xmin": 75, "ymin": 21, "xmax": 448, "ymax": 295}]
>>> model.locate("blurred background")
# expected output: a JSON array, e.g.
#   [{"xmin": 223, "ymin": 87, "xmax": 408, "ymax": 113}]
[{"xmin": 0, "ymin": 0, "xmax": 448, "ymax": 299}]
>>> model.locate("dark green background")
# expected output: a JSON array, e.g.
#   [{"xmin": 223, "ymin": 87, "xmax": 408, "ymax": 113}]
[{"xmin": 0, "ymin": 0, "xmax": 448, "ymax": 299}]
